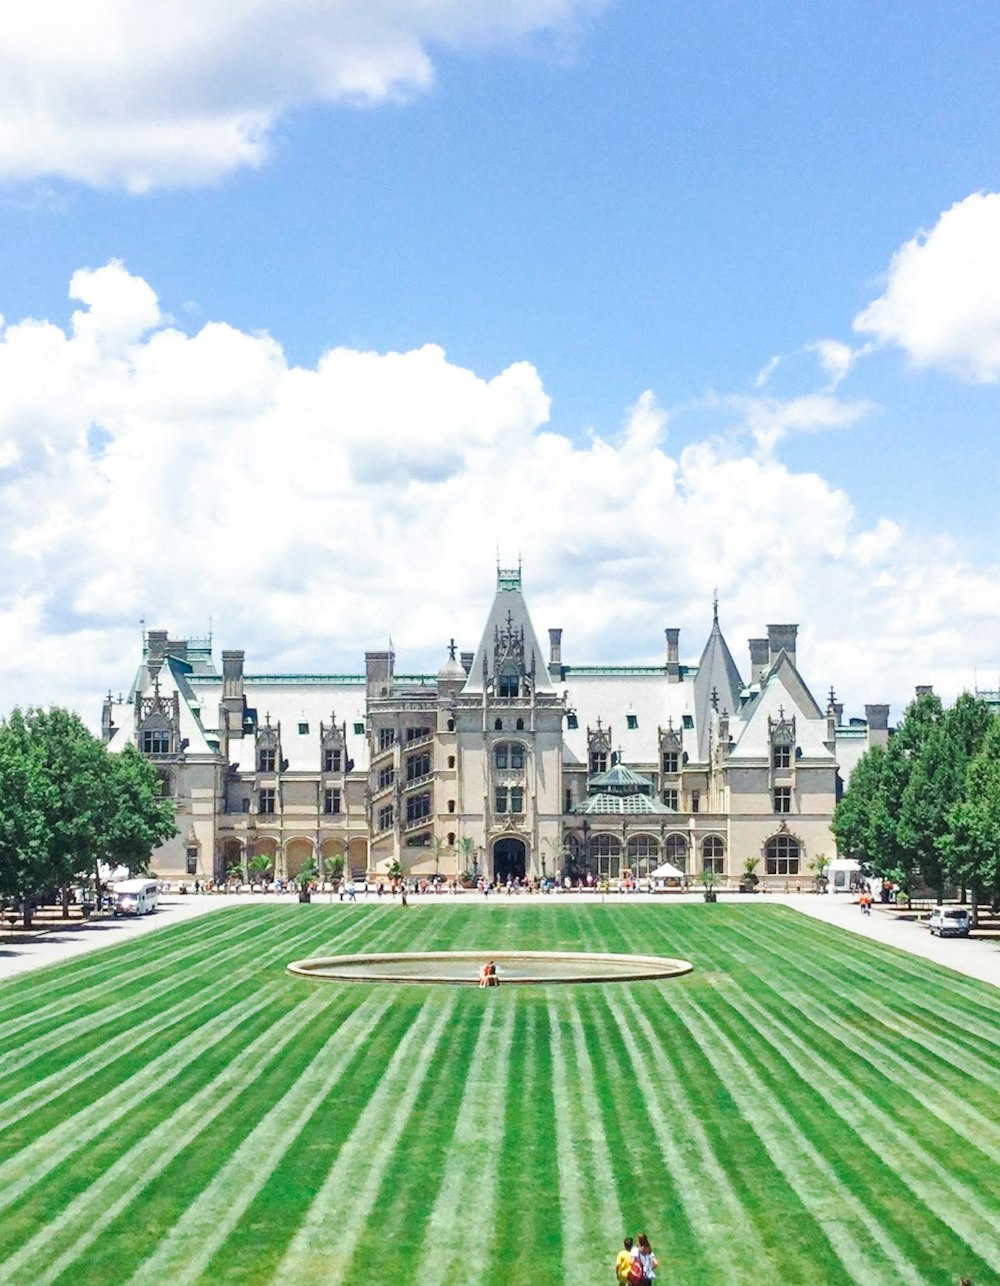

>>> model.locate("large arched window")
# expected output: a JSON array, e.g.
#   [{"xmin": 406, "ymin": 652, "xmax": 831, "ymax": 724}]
[
  {"xmin": 702, "ymin": 835, "xmax": 725, "ymax": 875},
  {"xmin": 765, "ymin": 835, "xmax": 800, "ymax": 875},
  {"xmin": 664, "ymin": 832, "xmax": 688, "ymax": 872},
  {"xmin": 626, "ymin": 833, "xmax": 659, "ymax": 876},
  {"xmin": 592, "ymin": 833, "xmax": 622, "ymax": 880}
]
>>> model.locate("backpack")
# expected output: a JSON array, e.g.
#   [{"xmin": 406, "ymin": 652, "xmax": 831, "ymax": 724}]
[{"xmin": 628, "ymin": 1257, "xmax": 645, "ymax": 1284}]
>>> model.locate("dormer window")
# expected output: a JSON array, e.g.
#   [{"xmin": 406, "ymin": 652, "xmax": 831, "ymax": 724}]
[
  {"xmin": 142, "ymin": 728, "xmax": 170, "ymax": 755},
  {"xmin": 258, "ymin": 748, "xmax": 276, "ymax": 773},
  {"xmin": 626, "ymin": 713, "xmax": 638, "ymax": 730},
  {"xmin": 772, "ymin": 743, "xmax": 791, "ymax": 770},
  {"xmin": 323, "ymin": 747, "xmax": 343, "ymax": 773},
  {"xmin": 498, "ymin": 671, "xmax": 519, "ymax": 698}
]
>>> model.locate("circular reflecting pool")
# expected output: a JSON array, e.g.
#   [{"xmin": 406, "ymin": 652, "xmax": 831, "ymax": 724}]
[{"xmin": 287, "ymin": 950, "xmax": 692, "ymax": 985}]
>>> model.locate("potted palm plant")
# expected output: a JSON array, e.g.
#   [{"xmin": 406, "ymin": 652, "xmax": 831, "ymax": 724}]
[{"xmin": 739, "ymin": 857, "xmax": 760, "ymax": 894}]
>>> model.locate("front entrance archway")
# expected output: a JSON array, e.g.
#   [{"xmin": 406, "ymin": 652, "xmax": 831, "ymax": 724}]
[{"xmin": 493, "ymin": 837, "xmax": 526, "ymax": 882}]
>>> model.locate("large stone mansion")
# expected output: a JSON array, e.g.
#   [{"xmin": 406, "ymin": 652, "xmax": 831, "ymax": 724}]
[{"xmin": 102, "ymin": 568, "xmax": 889, "ymax": 888}]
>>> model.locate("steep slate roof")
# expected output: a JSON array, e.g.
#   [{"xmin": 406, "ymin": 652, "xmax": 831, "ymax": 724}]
[
  {"xmin": 462, "ymin": 570, "xmax": 554, "ymax": 695},
  {"xmin": 729, "ymin": 663, "xmax": 833, "ymax": 763},
  {"xmin": 692, "ymin": 604, "xmax": 744, "ymax": 761},
  {"xmin": 560, "ymin": 672, "xmax": 693, "ymax": 765}
]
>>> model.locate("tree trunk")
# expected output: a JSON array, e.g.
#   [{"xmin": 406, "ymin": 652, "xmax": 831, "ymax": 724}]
[
  {"xmin": 61, "ymin": 885, "xmax": 71, "ymax": 919},
  {"xmin": 969, "ymin": 882, "xmax": 980, "ymax": 929},
  {"xmin": 22, "ymin": 895, "xmax": 33, "ymax": 929}
]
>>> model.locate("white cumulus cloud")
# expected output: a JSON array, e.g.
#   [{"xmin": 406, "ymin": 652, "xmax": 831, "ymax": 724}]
[
  {"xmin": 0, "ymin": 0, "xmax": 606, "ymax": 190},
  {"xmin": 0, "ymin": 262, "xmax": 997, "ymax": 723},
  {"xmin": 854, "ymin": 191, "xmax": 1000, "ymax": 382}
]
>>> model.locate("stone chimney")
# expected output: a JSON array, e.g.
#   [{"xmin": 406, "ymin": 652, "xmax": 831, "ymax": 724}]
[
  {"xmin": 460, "ymin": 651, "xmax": 474, "ymax": 675},
  {"xmin": 865, "ymin": 703, "xmax": 890, "ymax": 749},
  {"xmin": 915, "ymin": 684, "xmax": 933, "ymax": 698},
  {"xmin": 749, "ymin": 638, "xmax": 770, "ymax": 684},
  {"xmin": 548, "ymin": 628, "xmax": 563, "ymax": 671},
  {"xmin": 219, "ymin": 649, "xmax": 246, "ymax": 746},
  {"xmin": 365, "ymin": 650, "xmax": 395, "ymax": 698},
  {"xmin": 146, "ymin": 629, "xmax": 168, "ymax": 677},
  {"xmin": 665, "ymin": 628, "xmax": 680, "ymax": 683},
  {"xmin": 767, "ymin": 624, "xmax": 797, "ymax": 668}
]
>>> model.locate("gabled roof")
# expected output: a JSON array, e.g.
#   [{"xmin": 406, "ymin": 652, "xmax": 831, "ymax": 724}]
[
  {"xmin": 462, "ymin": 568, "xmax": 554, "ymax": 695},
  {"xmin": 692, "ymin": 603, "xmax": 744, "ymax": 760},
  {"xmin": 728, "ymin": 664, "xmax": 833, "ymax": 762}
]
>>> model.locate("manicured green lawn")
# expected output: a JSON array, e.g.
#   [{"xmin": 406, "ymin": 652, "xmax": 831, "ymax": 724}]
[{"xmin": 1, "ymin": 902, "xmax": 998, "ymax": 1286}]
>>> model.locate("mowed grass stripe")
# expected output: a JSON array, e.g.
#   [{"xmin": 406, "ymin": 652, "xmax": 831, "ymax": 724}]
[
  {"xmin": 0, "ymin": 905, "xmax": 323, "ymax": 1065},
  {"xmin": 771, "ymin": 981, "xmax": 1000, "ymax": 1162},
  {"xmin": 0, "ymin": 981, "xmax": 284, "ymax": 1219},
  {"xmin": 670, "ymin": 986, "xmax": 932, "ymax": 1286},
  {"xmin": 484, "ymin": 995, "xmax": 563, "ymax": 1286},
  {"xmin": 715, "ymin": 913, "xmax": 1000, "ymax": 1088},
  {"xmin": 700, "ymin": 981, "xmax": 998, "ymax": 1286},
  {"xmin": 723, "ymin": 980, "xmax": 1000, "ymax": 1278},
  {"xmin": 583, "ymin": 904, "xmax": 815, "ymax": 1282},
  {"xmin": 2, "ymin": 901, "xmax": 419, "ymax": 1102},
  {"xmin": 409, "ymin": 998, "xmax": 517, "ymax": 1286},
  {"xmin": 0, "ymin": 985, "xmax": 350, "ymax": 1286},
  {"xmin": 776, "ymin": 909, "xmax": 1000, "ymax": 1025},
  {"xmin": 732, "ymin": 911, "xmax": 1000, "ymax": 1052},
  {"xmin": 0, "ymin": 907, "xmax": 286, "ymax": 1032},
  {"xmin": 121, "ymin": 991, "xmax": 398, "ymax": 1286},
  {"xmin": 0, "ymin": 908, "xmax": 358, "ymax": 1126},
  {"xmin": 271, "ymin": 993, "xmax": 459, "ymax": 1286},
  {"xmin": 714, "ymin": 925, "xmax": 1000, "ymax": 1163},
  {"xmin": 547, "ymin": 991, "xmax": 624, "ymax": 1284},
  {"xmin": 611, "ymin": 987, "xmax": 780, "ymax": 1282}
]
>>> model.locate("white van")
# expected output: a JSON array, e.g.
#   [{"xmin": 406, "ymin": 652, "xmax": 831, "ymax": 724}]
[{"xmin": 113, "ymin": 878, "xmax": 159, "ymax": 916}]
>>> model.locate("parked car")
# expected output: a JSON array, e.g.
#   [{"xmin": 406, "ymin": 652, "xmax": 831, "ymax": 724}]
[{"xmin": 927, "ymin": 907, "xmax": 971, "ymax": 937}]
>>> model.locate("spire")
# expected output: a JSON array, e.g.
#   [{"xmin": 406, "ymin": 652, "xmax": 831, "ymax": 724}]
[{"xmin": 693, "ymin": 603, "xmax": 744, "ymax": 761}]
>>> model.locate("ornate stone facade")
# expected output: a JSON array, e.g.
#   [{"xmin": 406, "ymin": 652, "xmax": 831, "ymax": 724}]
[{"xmin": 103, "ymin": 569, "xmax": 889, "ymax": 887}]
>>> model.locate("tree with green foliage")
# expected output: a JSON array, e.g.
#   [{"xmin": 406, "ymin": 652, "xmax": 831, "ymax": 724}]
[
  {"xmin": 0, "ymin": 706, "xmax": 175, "ymax": 925},
  {"xmin": 834, "ymin": 690, "xmax": 995, "ymax": 907},
  {"xmin": 943, "ymin": 717, "xmax": 1000, "ymax": 924}
]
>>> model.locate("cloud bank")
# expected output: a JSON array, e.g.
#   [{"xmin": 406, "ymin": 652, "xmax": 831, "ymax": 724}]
[
  {"xmin": 1, "ymin": 261, "xmax": 996, "ymax": 723},
  {"xmin": 0, "ymin": 1, "xmax": 604, "ymax": 191},
  {"xmin": 855, "ymin": 191, "xmax": 1000, "ymax": 382}
]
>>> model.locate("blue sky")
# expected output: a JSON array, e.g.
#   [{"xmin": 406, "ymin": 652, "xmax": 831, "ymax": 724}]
[{"xmin": 1, "ymin": 0, "xmax": 999, "ymax": 718}]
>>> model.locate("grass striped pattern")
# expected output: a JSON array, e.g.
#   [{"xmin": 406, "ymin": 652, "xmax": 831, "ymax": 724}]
[{"xmin": 1, "ymin": 902, "xmax": 998, "ymax": 1286}]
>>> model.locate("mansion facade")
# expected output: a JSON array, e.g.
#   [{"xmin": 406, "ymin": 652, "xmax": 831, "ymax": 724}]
[{"xmin": 102, "ymin": 569, "xmax": 890, "ymax": 888}]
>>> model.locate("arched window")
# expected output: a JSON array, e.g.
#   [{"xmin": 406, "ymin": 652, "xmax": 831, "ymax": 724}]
[
  {"xmin": 626, "ymin": 833, "xmax": 659, "ymax": 876},
  {"xmin": 515, "ymin": 717, "xmax": 525, "ymax": 731},
  {"xmin": 702, "ymin": 835, "xmax": 725, "ymax": 875},
  {"xmin": 765, "ymin": 835, "xmax": 800, "ymax": 876},
  {"xmin": 592, "ymin": 833, "xmax": 622, "ymax": 880},
  {"xmin": 494, "ymin": 718, "xmax": 503, "ymax": 731},
  {"xmin": 664, "ymin": 833, "xmax": 688, "ymax": 873}
]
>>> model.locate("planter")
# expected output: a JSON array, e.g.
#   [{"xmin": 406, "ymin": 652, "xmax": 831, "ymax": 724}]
[
  {"xmin": 80, "ymin": 903, "xmax": 94, "ymax": 919},
  {"xmin": 703, "ymin": 890, "xmax": 718, "ymax": 903},
  {"xmin": 298, "ymin": 890, "xmax": 312, "ymax": 904},
  {"xmin": 737, "ymin": 883, "xmax": 758, "ymax": 894}
]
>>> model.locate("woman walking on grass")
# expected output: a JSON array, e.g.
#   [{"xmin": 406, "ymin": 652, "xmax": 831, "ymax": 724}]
[{"xmin": 636, "ymin": 1233, "xmax": 658, "ymax": 1284}]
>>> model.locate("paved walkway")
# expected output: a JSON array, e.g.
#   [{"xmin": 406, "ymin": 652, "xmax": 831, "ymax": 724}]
[{"xmin": 2, "ymin": 890, "xmax": 998, "ymax": 990}]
